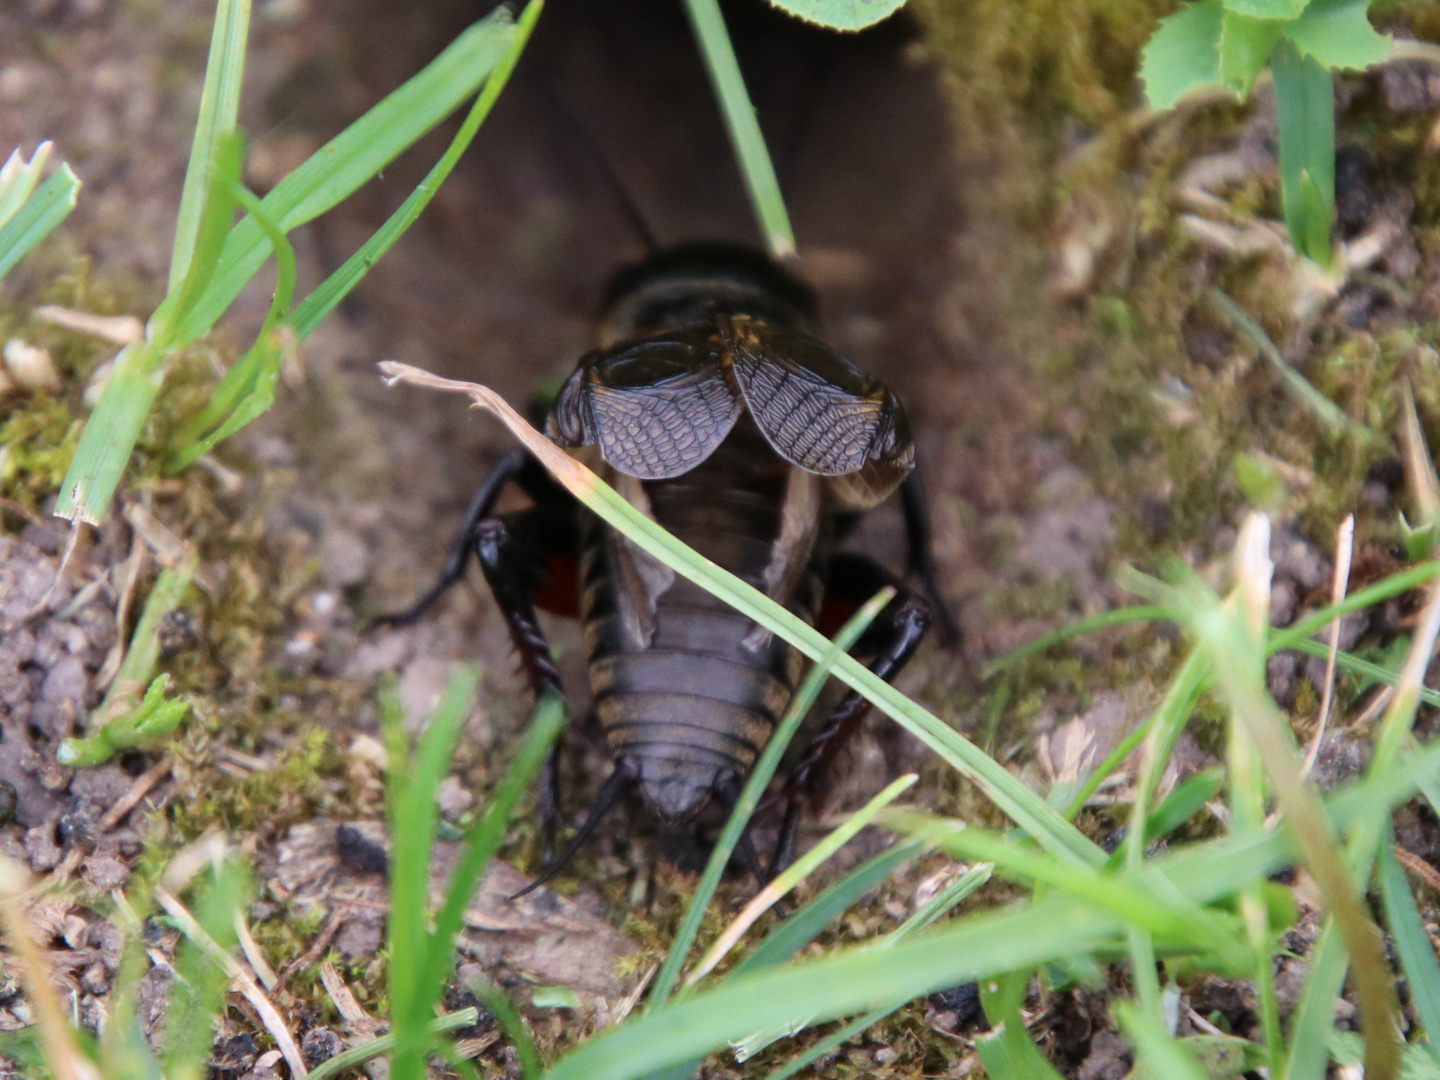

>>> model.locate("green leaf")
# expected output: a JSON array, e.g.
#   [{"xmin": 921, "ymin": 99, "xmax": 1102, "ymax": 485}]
[
  {"xmin": 682, "ymin": 0, "xmax": 795, "ymax": 257},
  {"xmin": 285, "ymin": 0, "xmax": 539, "ymax": 344},
  {"xmin": 1222, "ymin": 0, "xmax": 1309, "ymax": 19},
  {"xmin": 167, "ymin": 0, "xmax": 250, "ymax": 293},
  {"xmin": 1270, "ymin": 39, "xmax": 1335, "ymax": 262},
  {"xmin": 1141, "ymin": 1, "xmax": 1227, "ymax": 110},
  {"xmin": 1219, "ymin": 12, "xmax": 1285, "ymax": 95},
  {"xmin": 0, "ymin": 162, "xmax": 80, "ymax": 282},
  {"xmin": 977, "ymin": 971, "xmax": 1066, "ymax": 1080},
  {"xmin": 1115, "ymin": 1000, "xmax": 1210, "ymax": 1080},
  {"xmin": 152, "ymin": 130, "xmax": 247, "ymax": 349},
  {"xmin": 1379, "ymin": 834, "xmax": 1440, "ymax": 1052},
  {"xmin": 539, "ymin": 733, "xmax": 1440, "ymax": 1080},
  {"xmin": 1329, "ymin": 1030, "xmax": 1440, "ymax": 1079},
  {"xmin": 533, "ymin": 987, "xmax": 582, "ymax": 1010},
  {"xmin": 1235, "ymin": 451, "xmax": 1284, "ymax": 510},
  {"xmin": 1145, "ymin": 767, "xmax": 1226, "ymax": 843},
  {"xmin": 759, "ymin": 0, "xmax": 906, "ymax": 31},
  {"xmin": 0, "ymin": 143, "xmax": 53, "ymax": 226},
  {"xmin": 1284, "ymin": 0, "xmax": 1392, "ymax": 70},
  {"xmin": 167, "ymin": 9, "xmax": 520, "ymax": 348}
]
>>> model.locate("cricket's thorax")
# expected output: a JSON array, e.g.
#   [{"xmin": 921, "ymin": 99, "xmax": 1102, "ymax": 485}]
[{"xmin": 579, "ymin": 417, "xmax": 824, "ymax": 824}]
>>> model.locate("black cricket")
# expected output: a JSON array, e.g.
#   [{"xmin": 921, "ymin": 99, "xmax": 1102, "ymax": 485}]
[{"xmin": 381, "ymin": 243, "xmax": 952, "ymax": 891}]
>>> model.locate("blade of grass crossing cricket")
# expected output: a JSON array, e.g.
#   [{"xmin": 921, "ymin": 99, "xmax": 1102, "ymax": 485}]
[
  {"xmin": 1379, "ymin": 829, "xmax": 1440, "ymax": 1058},
  {"xmin": 380, "ymin": 365, "xmax": 1107, "ymax": 876},
  {"xmin": 0, "ymin": 161, "xmax": 80, "ymax": 283},
  {"xmin": 648, "ymin": 587, "xmax": 896, "ymax": 1009},
  {"xmin": 166, "ymin": 0, "xmax": 250, "ymax": 294},
  {"xmin": 681, "ymin": 0, "xmax": 795, "ymax": 259},
  {"xmin": 542, "ymin": 734, "xmax": 1440, "ymax": 1080}
]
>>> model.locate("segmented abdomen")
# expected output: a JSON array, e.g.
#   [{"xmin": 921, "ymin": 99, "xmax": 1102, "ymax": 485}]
[{"xmin": 580, "ymin": 427, "xmax": 821, "ymax": 822}]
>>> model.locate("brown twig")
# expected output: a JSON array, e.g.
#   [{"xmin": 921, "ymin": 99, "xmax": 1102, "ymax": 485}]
[
  {"xmin": 271, "ymin": 904, "xmax": 349, "ymax": 995},
  {"xmin": 1392, "ymin": 844, "xmax": 1440, "ymax": 895},
  {"xmin": 97, "ymin": 531, "xmax": 148, "ymax": 691},
  {"xmin": 155, "ymin": 885, "xmax": 308, "ymax": 1078}
]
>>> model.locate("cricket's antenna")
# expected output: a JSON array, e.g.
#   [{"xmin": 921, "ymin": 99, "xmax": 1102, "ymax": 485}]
[{"xmin": 527, "ymin": 73, "xmax": 660, "ymax": 254}]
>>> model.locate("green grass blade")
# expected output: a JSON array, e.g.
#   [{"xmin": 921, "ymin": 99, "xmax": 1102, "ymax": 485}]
[
  {"xmin": 304, "ymin": 1010, "xmax": 482, "ymax": 1080},
  {"xmin": 1268, "ymin": 563, "xmax": 1439, "ymax": 652},
  {"xmin": 1206, "ymin": 289, "xmax": 1353, "ymax": 433},
  {"xmin": 1286, "ymin": 637, "xmax": 1440, "ymax": 708},
  {"xmin": 546, "ymin": 896, "xmax": 1125, "ymax": 1080},
  {"xmin": 1066, "ymin": 652, "xmax": 1207, "ymax": 819},
  {"xmin": 167, "ymin": 0, "xmax": 250, "ymax": 293},
  {"xmin": 1270, "ymin": 38, "xmax": 1336, "ymax": 265},
  {"xmin": 0, "ymin": 143, "xmax": 52, "ymax": 225},
  {"xmin": 288, "ymin": 0, "xmax": 539, "ymax": 343},
  {"xmin": 473, "ymin": 982, "xmax": 542, "ymax": 1080},
  {"xmin": 681, "ymin": 0, "xmax": 795, "ymax": 259},
  {"xmin": 981, "ymin": 605, "xmax": 1172, "ymax": 679},
  {"xmin": 419, "ymin": 694, "xmax": 565, "ymax": 1030},
  {"xmin": 649, "ymin": 588, "xmax": 895, "ymax": 1009},
  {"xmin": 1144, "ymin": 766, "xmax": 1224, "ymax": 844},
  {"xmin": 387, "ymin": 666, "xmax": 479, "ymax": 1079},
  {"xmin": 1379, "ymin": 831, "xmax": 1440, "ymax": 1054},
  {"xmin": 757, "ymin": 863, "xmax": 993, "ymax": 1078},
  {"xmin": 162, "ymin": 858, "xmax": 252, "ymax": 1080},
  {"xmin": 53, "ymin": 340, "xmax": 164, "ymax": 523},
  {"xmin": 687, "ymin": 774, "xmax": 918, "ymax": 986},
  {"xmin": 168, "ymin": 9, "xmax": 519, "ymax": 348},
  {"xmin": 1114, "ymin": 1000, "xmax": 1209, "ymax": 1080},
  {"xmin": 884, "ymin": 810, "xmax": 1249, "ymax": 964},
  {"xmin": 738, "ymin": 839, "xmax": 924, "ymax": 975},
  {"xmin": 153, "ymin": 131, "xmax": 246, "ymax": 348},
  {"xmin": 762, "ymin": 1002, "xmax": 898, "ymax": 1080},
  {"xmin": 977, "ymin": 970, "xmax": 1065, "ymax": 1080},
  {"xmin": 169, "ymin": 180, "xmax": 295, "ymax": 469},
  {"xmin": 0, "ymin": 163, "xmax": 80, "ymax": 282}
]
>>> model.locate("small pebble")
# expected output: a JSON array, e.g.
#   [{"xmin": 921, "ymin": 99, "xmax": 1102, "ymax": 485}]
[{"xmin": 2, "ymin": 339, "xmax": 61, "ymax": 393}]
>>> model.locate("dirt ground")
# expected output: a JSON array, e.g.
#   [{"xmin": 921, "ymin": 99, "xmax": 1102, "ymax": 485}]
[{"xmin": 4, "ymin": 0, "xmax": 1440, "ymax": 1076}]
